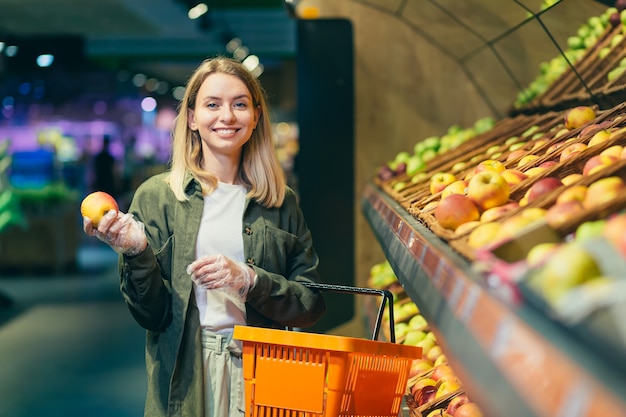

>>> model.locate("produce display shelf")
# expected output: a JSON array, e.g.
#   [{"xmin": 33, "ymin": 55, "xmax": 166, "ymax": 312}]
[{"xmin": 361, "ymin": 182, "xmax": 626, "ymax": 417}]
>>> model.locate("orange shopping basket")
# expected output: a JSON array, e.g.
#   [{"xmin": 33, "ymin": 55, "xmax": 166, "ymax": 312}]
[{"xmin": 233, "ymin": 282, "xmax": 422, "ymax": 417}]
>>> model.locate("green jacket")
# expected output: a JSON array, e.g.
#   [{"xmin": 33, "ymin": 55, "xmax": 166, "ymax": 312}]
[{"xmin": 119, "ymin": 172, "xmax": 325, "ymax": 417}]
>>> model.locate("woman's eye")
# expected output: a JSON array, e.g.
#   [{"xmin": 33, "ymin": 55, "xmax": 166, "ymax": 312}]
[
  {"xmin": 234, "ymin": 102, "xmax": 247, "ymax": 108},
  {"xmin": 207, "ymin": 103, "xmax": 218, "ymax": 108}
]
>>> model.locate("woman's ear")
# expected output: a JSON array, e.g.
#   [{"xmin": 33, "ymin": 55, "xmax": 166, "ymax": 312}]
[
  {"xmin": 187, "ymin": 108, "xmax": 197, "ymax": 131},
  {"xmin": 254, "ymin": 106, "xmax": 261, "ymax": 129}
]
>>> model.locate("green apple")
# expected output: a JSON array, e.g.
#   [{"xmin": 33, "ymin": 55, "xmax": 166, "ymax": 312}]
[
  {"xmin": 575, "ymin": 220, "xmax": 607, "ymax": 242},
  {"xmin": 403, "ymin": 330, "xmax": 427, "ymax": 346},
  {"xmin": 528, "ymin": 242, "xmax": 602, "ymax": 304},
  {"xmin": 408, "ymin": 314, "xmax": 428, "ymax": 330}
]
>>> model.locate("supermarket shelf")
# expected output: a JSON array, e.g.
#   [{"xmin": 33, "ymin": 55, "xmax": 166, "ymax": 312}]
[{"xmin": 361, "ymin": 182, "xmax": 626, "ymax": 417}]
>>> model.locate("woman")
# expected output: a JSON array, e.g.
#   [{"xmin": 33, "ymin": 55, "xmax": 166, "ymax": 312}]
[{"xmin": 83, "ymin": 56, "xmax": 326, "ymax": 417}]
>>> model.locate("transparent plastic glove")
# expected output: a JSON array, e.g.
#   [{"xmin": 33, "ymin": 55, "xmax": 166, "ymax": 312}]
[
  {"xmin": 83, "ymin": 210, "xmax": 148, "ymax": 256},
  {"xmin": 186, "ymin": 254, "xmax": 255, "ymax": 298}
]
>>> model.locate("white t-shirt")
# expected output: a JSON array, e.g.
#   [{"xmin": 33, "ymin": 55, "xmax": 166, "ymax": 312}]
[{"xmin": 193, "ymin": 182, "xmax": 247, "ymax": 332}]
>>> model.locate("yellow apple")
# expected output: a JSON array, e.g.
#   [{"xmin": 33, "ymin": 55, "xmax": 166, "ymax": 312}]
[
  {"xmin": 561, "ymin": 173, "xmax": 583, "ymax": 185},
  {"xmin": 583, "ymin": 176, "xmax": 625, "ymax": 209},
  {"xmin": 430, "ymin": 172, "xmax": 457, "ymax": 195},
  {"xmin": 526, "ymin": 242, "xmax": 560, "ymax": 268},
  {"xmin": 600, "ymin": 145, "xmax": 623, "ymax": 159},
  {"xmin": 475, "ymin": 159, "xmax": 506, "ymax": 174},
  {"xmin": 467, "ymin": 222, "xmax": 502, "ymax": 249},
  {"xmin": 523, "ymin": 166, "xmax": 547, "ymax": 177},
  {"xmin": 517, "ymin": 154, "xmax": 539, "ymax": 168},
  {"xmin": 441, "ymin": 179, "xmax": 469, "ymax": 199},
  {"xmin": 556, "ymin": 184, "xmax": 588, "ymax": 205},
  {"xmin": 588, "ymin": 129, "xmax": 612, "ymax": 147},
  {"xmin": 564, "ymin": 106, "xmax": 596, "ymax": 129},
  {"xmin": 467, "ymin": 170, "xmax": 510, "ymax": 211},
  {"xmin": 80, "ymin": 191, "xmax": 119, "ymax": 227},
  {"xmin": 454, "ymin": 220, "xmax": 481, "ymax": 235}
]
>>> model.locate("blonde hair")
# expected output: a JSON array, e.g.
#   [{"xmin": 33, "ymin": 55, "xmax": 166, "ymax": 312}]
[{"xmin": 167, "ymin": 56, "xmax": 286, "ymax": 207}]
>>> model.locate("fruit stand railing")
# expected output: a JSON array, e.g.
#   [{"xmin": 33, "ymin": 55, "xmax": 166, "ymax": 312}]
[{"xmin": 361, "ymin": 182, "xmax": 626, "ymax": 417}]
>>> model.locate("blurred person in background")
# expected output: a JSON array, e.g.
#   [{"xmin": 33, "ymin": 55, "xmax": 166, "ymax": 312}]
[
  {"xmin": 82, "ymin": 56, "xmax": 325, "ymax": 417},
  {"xmin": 92, "ymin": 134, "xmax": 118, "ymax": 197}
]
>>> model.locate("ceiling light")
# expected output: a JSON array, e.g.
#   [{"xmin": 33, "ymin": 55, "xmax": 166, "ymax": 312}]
[
  {"xmin": 188, "ymin": 3, "xmax": 208, "ymax": 20},
  {"xmin": 36, "ymin": 54, "xmax": 54, "ymax": 67}
]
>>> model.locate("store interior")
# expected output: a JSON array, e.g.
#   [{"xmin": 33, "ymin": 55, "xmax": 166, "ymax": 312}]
[{"xmin": 1, "ymin": 1, "xmax": 625, "ymax": 417}]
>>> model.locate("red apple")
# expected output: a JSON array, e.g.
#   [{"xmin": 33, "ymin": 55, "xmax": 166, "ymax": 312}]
[
  {"xmin": 435, "ymin": 194, "xmax": 480, "ymax": 230},
  {"xmin": 506, "ymin": 148, "xmax": 528, "ymax": 162},
  {"xmin": 540, "ymin": 160, "xmax": 559, "ymax": 169},
  {"xmin": 500, "ymin": 169, "xmax": 528, "ymax": 186},
  {"xmin": 431, "ymin": 172, "xmax": 457, "ymax": 195},
  {"xmin": 80, "ymin": 191, "xmax": 119, "ymax": 227},
  {"xmin": 582, "ymin": 154, "xmax": 619, "ymax": 176},
  {"xmin": 564, "ymin": 106, "xmax": 596, "ymax": 129},
  {"xmin": 431, "ymin": 364, "xmax": 456, "ymax": 382},
  {"xmin": 416, "ymin": 385, "xmax": 438, "ymax": 406},
  {"xmin": 559, "ymin": 142, "xmax": 588, "ymax": 162},
  {"xmin": 446, "ymin": 394, "xmax": 470, "ymax": 416},
  {"xmin": 454, "ymin": 402, "xmax": 484, "ymax": 417},
  {"xmin": 526, "ymin": 177, "xmax": 563, "ymax": 204},
  {"xmin": 480, "ymin": 201, "xmax": 520, "ymax": 222},
  {"xmin": 467, "ymin": 171, "xmax": 511, "ymax": 211},
  {"xmin": 583, "ymin": 176, "xmax": 626, "ymax": 209},
  {"xmin": 545, "ymin": 200, "xmax": 585, "ymax": 228},
  {"xmin": 411, "ymin": 377, "xmax": 437, "ymax": 400}
]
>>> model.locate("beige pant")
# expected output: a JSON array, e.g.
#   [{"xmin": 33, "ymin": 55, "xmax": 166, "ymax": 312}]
[{"xmin": 201, "ymin": 329, "xmax": 245, "ymax": 417}]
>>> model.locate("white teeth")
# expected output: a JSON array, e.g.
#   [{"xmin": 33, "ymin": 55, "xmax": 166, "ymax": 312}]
[{"xmin": 215, "ymin": 129, "xmax": 236, "ymax": 134}]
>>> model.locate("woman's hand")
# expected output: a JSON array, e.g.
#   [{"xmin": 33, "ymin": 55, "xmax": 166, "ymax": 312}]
[
  {"xmin": 83, "ymin": 210, "xmax": 148, "ymax": 256},
  {"xmin": 187, "ymin": 254, "xmax": 255, "ymax": 297}
]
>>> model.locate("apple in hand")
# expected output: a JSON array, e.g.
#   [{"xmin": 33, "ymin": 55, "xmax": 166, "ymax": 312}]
[
  {"xmin": 467, "ymin": 171, "xmax": 510, "ymax": 211},
  {"xmin": 431, "ymin": 172, "xmax": 457, "ymax": 195},
  {"xmin": 80, "ymin": 191, "xmax": 119, "ymax": 227},
  {"xmin": 435, "ymin": 194, "xmax": 480, "ymax": 230}
]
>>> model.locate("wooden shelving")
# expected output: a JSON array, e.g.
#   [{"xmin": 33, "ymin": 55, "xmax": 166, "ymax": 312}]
[{"xmin": 362, "ymin": 182, "xmax": 626, "ymax": 417}]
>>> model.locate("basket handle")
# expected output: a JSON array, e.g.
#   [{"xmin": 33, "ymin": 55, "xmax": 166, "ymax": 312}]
[{"xmin": 300, "ymin": 281, "xmax": 396, "ymax": 343}]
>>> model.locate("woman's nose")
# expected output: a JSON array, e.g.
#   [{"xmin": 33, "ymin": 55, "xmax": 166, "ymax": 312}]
[{"xmin": 220, "ymin": 107, "xmax": 236, "ymax": 122}]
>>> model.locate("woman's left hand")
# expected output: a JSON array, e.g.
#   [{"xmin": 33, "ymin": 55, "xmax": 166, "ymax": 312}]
[{"xmin": 187, "ymin": 254, "xmax": 255, "ymax": 297}]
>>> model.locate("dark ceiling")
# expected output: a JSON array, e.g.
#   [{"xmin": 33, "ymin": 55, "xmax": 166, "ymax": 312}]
[{"xmin": 0, "ymin": 0, "xmax": 295, "ymax": 87}]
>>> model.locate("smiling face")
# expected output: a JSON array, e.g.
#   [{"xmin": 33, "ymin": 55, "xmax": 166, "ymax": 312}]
[{"xmin": 187, "ymin": 72, "xmax": 260, "ymax": 170}]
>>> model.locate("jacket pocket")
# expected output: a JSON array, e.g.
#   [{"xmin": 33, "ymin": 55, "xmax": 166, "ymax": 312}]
[{"xmin": 261, "ymin": 224, "xmax": 297, "ymax": 273}]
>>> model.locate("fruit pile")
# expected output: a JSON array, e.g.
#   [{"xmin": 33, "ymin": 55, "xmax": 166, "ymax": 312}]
[
  {"xmin": 367, "ymin": 262, "xmax": 485, "ymax": 417},
  {"xmin": 514, "ymin": 4, "xmax": 622, "ymax": 109}
]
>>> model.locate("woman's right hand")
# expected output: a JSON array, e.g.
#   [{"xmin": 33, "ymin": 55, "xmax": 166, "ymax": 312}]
[{"xmin": 83, "ymin": 210, "xmax": 148, "ymax": 256}]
